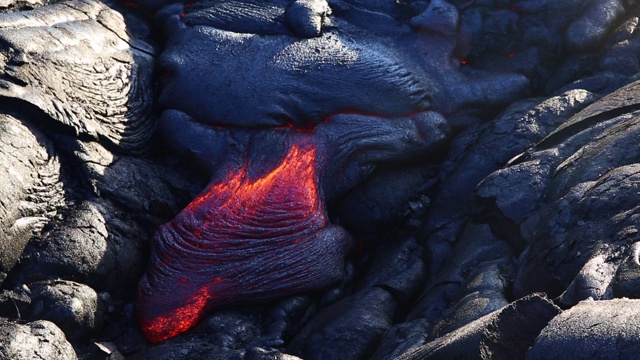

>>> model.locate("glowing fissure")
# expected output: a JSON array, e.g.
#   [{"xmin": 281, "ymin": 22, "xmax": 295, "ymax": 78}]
[
  {"xmin": 139, "ymin": 286, "xmax": 211, "ymax": 343},
  {"xmin": 138, "ymin": 142, "xmax": 329, "ymax": 343},
  {"xmin": 177, "ymin": 142, "xmax": 324, "ymax": 243}
]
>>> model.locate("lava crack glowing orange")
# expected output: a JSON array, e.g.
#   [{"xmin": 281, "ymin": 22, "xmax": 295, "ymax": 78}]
[
  {"xmin": 137, "ymin": 141, "xmax": 343, "ymax": 343},
  {"xmin": 183, "ymin": 142, "xmax": 322, "ymax": 233}
]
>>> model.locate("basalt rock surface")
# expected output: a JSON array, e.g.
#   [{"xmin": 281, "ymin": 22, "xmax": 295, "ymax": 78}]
[
  {"xmin": 0, "ymin": 318, "xmax": 77, "ymax": 360},
  {"xmin": 477, "ymin": 79, "xmax": 640, "ymax": 305},
  {"xmin": 2, "ymin": 0, "xmax": 640, "ymax": 359},
  {"xmin": 527, "ymin": 298, "xmax": 640, "ymax": 360}
]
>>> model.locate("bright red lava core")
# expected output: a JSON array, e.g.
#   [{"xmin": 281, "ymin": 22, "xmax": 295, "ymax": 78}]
[
  {"xmin": 141, "ymin": 286, "xmax": 212, "ymax": 343},
  {"xmin": 183, "ymin": 141, "xmax": 321, "ymax": 227},
  {"xmin": 139, "ymin": 142, "xmax": 323, "ymax": 343}
]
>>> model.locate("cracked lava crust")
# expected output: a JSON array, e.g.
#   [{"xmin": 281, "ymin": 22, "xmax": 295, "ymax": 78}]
[{"xmin": 136, "ymin": 140, "xmax": 352, "ymax": 343}]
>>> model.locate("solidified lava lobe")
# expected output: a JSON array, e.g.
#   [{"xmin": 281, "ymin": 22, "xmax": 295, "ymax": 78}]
[{"xmin": 137, "ymin": 141, "xmax": 351, "ymax": 343}]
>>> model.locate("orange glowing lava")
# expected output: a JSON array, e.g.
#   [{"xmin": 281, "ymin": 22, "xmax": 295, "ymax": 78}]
[
  {"xmin": 140, "ymin": 286, "xmax": 210, "ymax": 343},
  {"xmin": 181, "ymin": 141, "xmax": 324, "ymax": 239},
  {"xmin": 138, "ymin": 141, "xmax": 327, "ymax": 343}
]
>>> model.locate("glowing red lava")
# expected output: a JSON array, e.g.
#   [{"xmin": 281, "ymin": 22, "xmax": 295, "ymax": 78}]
[{"xmin": 137, "ymin": 141, "xmax": 333, "ymax": 343}]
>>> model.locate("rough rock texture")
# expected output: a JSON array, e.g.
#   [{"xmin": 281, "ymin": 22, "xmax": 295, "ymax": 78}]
[
  {"xmin": 0, "ymin": 113, "xmax": 62, "ymax": 284},
  {"xmin": 527, "ymin": 298, "xmax": 640, "ymax": 360},
  {"xmin": 423, "ymin": 89, "xmax": 597, "ymax": 273},
  {"xmin": 24, "ymin": 280, "xmax": 103, "ymax": 341},
  {"xmin": 130, "ymin": 308, "xmax": 299, "ymax": 360},
  {"xmin": 0, "ymin": 0, "xmax": 160, "ymax": 356},
  {"xmin": 10, "ymin": 198, "xmax": 147, "ymax": 293},
  {"xmin": 156, "ymin": 0, "xmax": 528, "ymax": 129},
  {"xmin": 0, "ymin": 0, "xmax": 155, "ymax": 152},
  {"xmin": 477, "ymin": 80, "xmax": 640, "ymax": 305},
  {"xmin": 285, "ymin": 0, "xmax": 331, "ymax": 38},
  {"xmin": 288, "ymin": 287, "xmax": 397, "ymax": 360},
  {"xmin": 0, "ymin": 318, "xmax": 77, "ymax": 360},
  {"xmin": 1, "ymin": 0, "xmax": 640, "ymax": 359},
  {"xmin": 369, "ymin": 222, "xmax": 514, "ymax": 360},
  {"xmin": 395, "ymin": 294, "xmax": 560, "ymax": 360}
]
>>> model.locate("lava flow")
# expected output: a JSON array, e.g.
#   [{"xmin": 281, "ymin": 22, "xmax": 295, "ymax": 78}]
[{"xmin": 137, "ymin": 140, "xmax": 351, "ymax": 343}]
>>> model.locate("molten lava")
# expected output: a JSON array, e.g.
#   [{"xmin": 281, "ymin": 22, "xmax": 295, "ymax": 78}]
[
  {"xmin": 137, "ymin": 141, "xmax": 350, "ymax": 343},
  {"xmin": 182, "ymin": 142, "xmax": 322, "ymax": 229}
]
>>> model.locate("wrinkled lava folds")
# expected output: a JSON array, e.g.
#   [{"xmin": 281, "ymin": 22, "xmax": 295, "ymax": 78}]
[{"xmin": 137, "ymin": 140, "xmax": 351, "ymax": 343}]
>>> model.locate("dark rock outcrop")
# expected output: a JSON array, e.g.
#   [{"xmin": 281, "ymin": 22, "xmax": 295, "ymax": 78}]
[
  {"xmin": 527, "ymin": 298, "xmax": 640, "ymax": 360},
  {"xmin": 24, "ymin": 280, "xmax": 103, "ymax": 342},
  {"xmin": 395, "ymin": 294, "xmax": 560, "ymax": 360},
  {"xmin": 288, "ymin": 287, "xmax": 396, "ymax": 360},
  {"xmin": 477, "ymin": 80, "xmax": 640, "ymax": 305},
  {"xmin": 0, "ymin": 318, "xmax": 77, "ymax": 360},
  {"xmin": 0, "ymin": 113, "xmax": 62, "ymax": 284},
  {"xmin": 1, "ymin": 0, "xmax": 640, "ymax": 358}
]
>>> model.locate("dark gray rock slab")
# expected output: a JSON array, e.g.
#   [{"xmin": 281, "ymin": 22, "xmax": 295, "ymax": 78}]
[
  {"xmin": 178, "ymin": 0, "xmax": 294, "ymax": 36},
  {"xmin": 395, "ymin": 294, "xmax": 560, "ymax": 360},
  {"xmin": 564, "ymin": 0, "xmax": 625, "ymax": 52},
  {"xmin": 612, "ymin": 241, "xmax": 640, "ymax": 298},
  {"xmin": 423, "ymin": 89, "xmax": 596, "ymax": 273},
  {"xmin": 370, "ymin": 319, "xmax": 431, "ymax": 360},
  {"xmin": 130, "ymin": 343, "xmax": 293, "ymax": 360},
  {"xmin": 334, "ymin": 165, "xmax": 436, "ymax": 241},
  {"xmin": 598, "ymin": 16, "xmax": 640, "ymax": 76},
  {"xmin": 23, "ymin": 280, "xmax": 103, "ymax": 342},
  {"xmin": 0, "ymin": 318, "xmax": 77, "ymax": 359},
  {"xmin": 355, "ymin": 236, "xmax": 426, "ymax": 305},
  {"xmin": 0, "ymin": 0, "xmax": 155, "ymax": 153},
  {"xmin": 0, "ymin": 0, "xmax": 157, "ymax": 295},
  {"xmin": 285, "ymin": 0, "xmax": 331, "ymax": 38},
  {"xmin": 287, "ymin": 287, "xmax": 396, "ymax": 360},
  {"xmin": 428, "ymin": 260, "xmax": 510, "ymax": 340},
  {"xmin": 372, "ymin": 221, "xmax": 515, "ymax": 359},
  {"xmin": 409, "ymin": 222, "xmax": 512, "ymax": 324},
  {"xmin": 527, "ymin": 298, "xmax": 640, "ymax": 360},
  {"xmin": 156, "ymin": 0, "xmax": 529, "ymax": 131},
  {"xmin": 476, "ymin": 80, "xmax": 640, "ymax": 303},
  {"xmin": 455, "ymin": 0, "xmax": 636, "ymax": 90},
  {"xmin": 157, "ymin": 12, "xmax": 432, "ymax": 128},
  {"xmin": 0, "ymin": 0, "xmax": 49, "ymax": 10},
  {"xmin": 0, "ymin": 113, "xmax": 63, "ymax": 285},
  {"xmin": 10, "ymin": 198, "xmax": 148, "ymax": 294}
]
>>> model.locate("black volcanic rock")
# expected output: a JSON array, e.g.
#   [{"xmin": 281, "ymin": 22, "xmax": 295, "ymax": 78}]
[
  {"xmin": 10, "ymin": 198, "xmax": 148, "ymax": 294},
  {"xmin": 406, "ymin": 222, "xmax": 513, "ymax": 342},
  {"xmin": 0, "ymin": 113, "xmax": 63, "ymax": 285},
  {"xmin": 1, "ymin": 0, "xmax": 640, "ymax": 358},
  {"xmin": 598, "ymin": 15, "xmax": 640, "ymax": 76},
  {"xmin": 0, "ymin": 0, "xmax": 155, "ymax": 153},
  {"xmin": 0, "ymin": 318, "xmax": 77, "ymax": 359},
  {"xmin": 395, "ymin": 294, "xmax": 560, "ymax": 360},
  {"xmin": 564, "ymin": 0, "xmax": 626, "ymax": 52},
  {"xmin": 422, "ymin": 89, "xmax": 596, "ymax": 273},
  {"xmin": 475, "ymin": 79, "xmax": 640, "ymax": 304},
  {"xmin": 527, "ymin": 298, "xmax": 640, "ymax": 360},
  {"xmin": 24, "ymin": 280, "xmax": 104, "ymax": 342},
  {"xmin": 287, "ymin": 287, "xmax": 396, "ymax": 360},
  {"xmin": 355, "ymin": 236, "xmax": 426, "ymax": 305},
  {"xmin": 285, "ymin": 0, "xmax": 331, "ymax": 38}
]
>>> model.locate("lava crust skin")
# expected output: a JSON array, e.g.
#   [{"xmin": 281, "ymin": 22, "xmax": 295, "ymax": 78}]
[
  {"xmin": 137, "ymin": 103, "xmax": 448, "ymax": 342},
  {"xmin": 136, "ymin": 0, "xmax": 464, "ymax": 343},
  {"xmin": 137, "ymin": 140, "xmax": 352, "ymax": 343}
]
